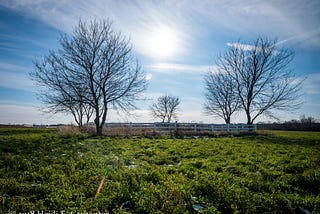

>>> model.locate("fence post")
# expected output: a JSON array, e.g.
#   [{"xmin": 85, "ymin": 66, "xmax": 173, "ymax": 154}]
[{"xmin": 211, "ymin": 124, "xmax": 214, "ymax": 135}]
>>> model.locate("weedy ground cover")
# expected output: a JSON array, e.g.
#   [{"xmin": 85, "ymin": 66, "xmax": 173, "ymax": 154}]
[{"xmin": 0, "ymin": 128, "xmax": 319, "ymax": 213}]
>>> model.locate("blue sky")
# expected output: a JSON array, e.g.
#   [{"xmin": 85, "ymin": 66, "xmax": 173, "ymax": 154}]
[{"xmin": 0, "ymin": 0, "xmax": 319, "ymax": 124}]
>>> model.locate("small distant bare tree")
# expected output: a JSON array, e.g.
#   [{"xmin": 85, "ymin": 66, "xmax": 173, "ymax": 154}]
[
  {"xmin": 204, "ymin": 71, "xmax": 240, "ymax": 124},
  {"xmin": 217, "ymin": 37, "xmax": 303, "ymax": 124},
  {"xmin": 300, "ymin": 115, "xmax": 317, "ymax": 124},
  {"xmin": 31, "ymin": 19, "xmax": 147, "ymax": 134},
  {"xmin": 151, "ymin": 95, "xmax": 180, "ymax": 122}
]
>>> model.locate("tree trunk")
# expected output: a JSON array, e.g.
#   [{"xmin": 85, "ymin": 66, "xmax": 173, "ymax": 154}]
[
  {"xmin": 96, "ymin": 126, "xmax": 103, "ymax": 135},
  {"xmin": 94, "ymin": 114, "xmax": 102, "ymax": 135},
  {"xmin": 245, "ymin": 109, "xmax": 254, "ymax": 132},
  {"xmin": 97, "ymin": 105, "xmax": 108, "ymax": 136},
  {"xmin": 246, "ymin": 110, "xmax": 252, "ymax": 125}
]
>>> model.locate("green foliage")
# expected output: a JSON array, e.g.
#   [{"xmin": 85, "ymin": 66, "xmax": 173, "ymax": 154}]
[{"xmin": 1, "ymin": 128, "xmax": 320, "ymax": 213}]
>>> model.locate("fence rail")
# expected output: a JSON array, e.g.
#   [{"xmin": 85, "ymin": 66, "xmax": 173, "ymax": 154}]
[{"xmin": 103, "ymin": 122, "xmax": 256, "ymax": 136}]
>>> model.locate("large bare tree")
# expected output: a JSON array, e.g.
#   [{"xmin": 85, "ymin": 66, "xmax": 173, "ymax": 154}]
[
  {"xmin": 31, "ymin": 19, "xmax": 147, "ymax": 134},
  {"xmin": 217, "ymin": 37, "xmax": 303, "ymax": 124},
  {"xmin": 204, "ymin": 71, "xmax": 240, "ymax": 124},
  {"xmin": 151, "ymin": 95, "xmax": 180, "ymax": 123}
]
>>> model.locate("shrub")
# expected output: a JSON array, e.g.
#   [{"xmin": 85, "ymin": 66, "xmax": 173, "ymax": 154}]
[{"xmin": 57, "ymin": 125, "xmax": 82, "ymax": 137}]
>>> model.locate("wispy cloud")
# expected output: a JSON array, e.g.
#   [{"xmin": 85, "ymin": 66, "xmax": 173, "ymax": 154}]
[
  {"xmin": 107, "ymin": 109, "xmax": 154, "ymax": 123},
  {"xmin": 189, "ymin": 1, "xmax": 320, "ymax": 44},
  {"xmin": 149, "ymin": 63, "xmax": 212, "ymax": 74},
  {"xmin": 0, "ymin": 103, "xmax": 73, "ymax": 124},
  {"xmin": 0, "ymin": 62, "xmax": 34, "ymax": 91},
  {"xmin": 277, "ymin": 28, "xmax": 320, "ymax": 48},
  {"xmin": 303, "ymin": 73, "xmax": 320, "ymax": 95},
  {"xmin": 0, "ymin": 61, "xmax": 28, "ymax": 73},
  {"xmin": 226, "ymin": 41, "xmax": 280, "ymax": 54},
  {"xmin": 0, "ymin": 1, "xmax": 191, "ymax": 59},
  {"xmin": 1, "ymin": 0, "xmax": 319, "ymax": 55},
  {"xmin": 226, "ymin": 42, "xmax": 256, "ymax": 51}
]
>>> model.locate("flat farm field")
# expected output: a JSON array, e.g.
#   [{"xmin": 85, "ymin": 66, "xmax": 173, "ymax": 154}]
[{"xmin": 0, "ymin": 128, "xmax": 320, "ymax": 213}]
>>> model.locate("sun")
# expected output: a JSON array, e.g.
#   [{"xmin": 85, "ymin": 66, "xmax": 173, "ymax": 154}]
[{"xmin": 146, "ymin": 25, "xmax": 179, "ymax": 59}]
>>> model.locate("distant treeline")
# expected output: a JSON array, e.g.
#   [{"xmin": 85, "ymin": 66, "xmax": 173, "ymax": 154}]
[
  {"xmin": 257, "ymin": 116, "xmax": 320, "ymax": 131},
  {"xmin": 0, "ymin": 124, "xmax": 28, "ymax": 128}
]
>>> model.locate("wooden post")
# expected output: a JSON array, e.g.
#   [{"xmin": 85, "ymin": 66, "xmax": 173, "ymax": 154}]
[
  {"xmin": 129, "ymin": 122, "xmax": 132, "ymax": 135},
  {"xmin": 153, "ymin": 123, "xmax": 156, "ymax": 134}
]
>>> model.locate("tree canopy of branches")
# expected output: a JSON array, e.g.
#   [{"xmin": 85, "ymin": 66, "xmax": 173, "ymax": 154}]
[
  {"xmin": 31, "ymin": 19, "xmax": 147, "ymax": 134},
  {"xmin": 151, "ymin": 95, "xmax": 180, "ymax": 123},
  {"xmin": 204, "ymin": 71, "xmax": 240, "ymax": 124},
  {"xmin": 216, "ymin": 37, "xmax": 303, "ymax": 124}
]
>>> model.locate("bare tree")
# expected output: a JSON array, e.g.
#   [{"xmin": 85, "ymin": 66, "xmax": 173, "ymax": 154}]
[
  {"xmin": 31, "ymin": 19, "xmax": 147, "ymax": 134},
  {"xmin": 151, "ymin": 95, "xmax": 180, "ymax": 122},
  {"xmin": 204, "ymin": 70, "xmax": 240, "ymax": 124},
  {"xmin": 217, "ymin": 37, "xmax": 303, "ymax": 124},
  {"xmin": 37, "ymin": 85, "xmax": 94, "ymax": 127},
  {"xmin": 300, "ymin": 115, "xmax": 317, "ymax": 124}
]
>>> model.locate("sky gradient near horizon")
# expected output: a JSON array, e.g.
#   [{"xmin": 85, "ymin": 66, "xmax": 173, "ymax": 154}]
[{"xmin": 0, "ymin": 0, "xmax": 319, "ymax": 124}]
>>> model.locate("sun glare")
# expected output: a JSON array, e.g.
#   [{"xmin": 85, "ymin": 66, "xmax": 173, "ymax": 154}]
[{"xmin": 147, "ymin": 25, "xmax": 179, "ymax": 59}]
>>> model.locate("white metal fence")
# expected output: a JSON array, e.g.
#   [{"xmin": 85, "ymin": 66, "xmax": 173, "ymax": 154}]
[{"xmin": 103, "ymin": 122, "xmax": 256, "ymax": 136}]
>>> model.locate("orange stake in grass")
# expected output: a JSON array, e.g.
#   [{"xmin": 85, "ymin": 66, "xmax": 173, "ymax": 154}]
[{"xmin": 95, "ymin": 177, "xmax": 105, "ymax": 199}]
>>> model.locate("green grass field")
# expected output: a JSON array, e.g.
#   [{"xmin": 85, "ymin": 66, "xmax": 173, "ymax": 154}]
[{"xmin": 1, "ymin": 128, "xmax": 319, "ymax": 213}]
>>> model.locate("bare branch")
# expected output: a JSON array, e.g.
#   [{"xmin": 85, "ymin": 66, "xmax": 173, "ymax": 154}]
[
  {"xmin": 216, "ymin": 37, "xmax": 303, "ymax": 124},
  {"xmin": 31, "ymin": 19, "xmax": 147, "ymax": 134},
  {"xmin": 151, "ymin": 95, "xmax": 181, "ymax": 123},
  {"xmin": 204, "ymin": 70, "xmax": 240, "ymax": 124}
]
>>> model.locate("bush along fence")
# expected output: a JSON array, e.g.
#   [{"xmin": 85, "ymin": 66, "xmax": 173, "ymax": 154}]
[{"xmin": 102, "ymin": 122, "xmax": 257, "ymax": 136}]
